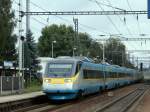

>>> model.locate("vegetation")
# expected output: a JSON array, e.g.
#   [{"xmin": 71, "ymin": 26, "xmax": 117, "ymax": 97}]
[
  {"xmin": 105, "ymin": 38, "xmax": 134, "ymax": 67},
  {"xmin": 24, "ymin": 78, "xmax": 42, "ymax": 93},
  {"xmin": 24, "ymin": 30, "xmax": 38, "ymax": 71},
  {"xmin": 0, "ymin": 0, "xmax": 17, "ymax": 61},
  {"xmin": 38, "ymin": 24, "xmax": 102, "ymax": 58},
  {"xmin": 37, "ymin": 24, "xmax": 134, "ymax": 68}
]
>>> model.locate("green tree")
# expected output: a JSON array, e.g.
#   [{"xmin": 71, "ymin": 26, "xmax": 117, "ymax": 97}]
[
  {"xmin": 101, "ymin": 38, "xmax": 134, "ymax": 68},
  {"xmin": 105, "ymin": 38, "xmax": 127, "ymax": 66},
  {"xmin": 38, "ymin": 24, "xmax": 74, "ymax": 57},
  {"xmin": 38, "ymin": 24, "xmax": 103, "ymax": 59},
  {"xmin": 78, "ymin": 32, "xmax": 92, "ymax": 56},
  {"xmin": 24, "ymin": 30, "xmax": 37, "ymax": 70},
  {"xmin": 0, "ymin": 0, "xmax": 17, "ymax": 61},
  {"xmin": 24, "ymin": 31, "xmax": 39, "ymax": 87}
]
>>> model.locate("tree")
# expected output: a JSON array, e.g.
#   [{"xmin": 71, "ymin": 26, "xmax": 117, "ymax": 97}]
[
  {"xmin": 38, "ymin": 24, "xmax": 103, "ymax": 59},
  {"xmin": 0, "ymin": 0, "xmax": 17, "ymax": 61},
  {"xmin": 24, "ymin": 30, "xmax": 37, "ymax": 71},
  {"xmin": 38, "ymin": 24, "xmax": 74, "ymax": 57},
  {"xmin": 24, "ymin": 30, "xmax": 40, "ymax": 86},
  {"xmin": 104, "ymin": 38, "xmax": 131, "ymax": 66},
  {"xmin": 99, "ymin": 38, "xmax": 134, "ymax": 68}
]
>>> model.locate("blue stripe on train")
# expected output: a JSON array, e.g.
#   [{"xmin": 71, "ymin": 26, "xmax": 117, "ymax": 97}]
[
  {"xmin": 106, "ymin": 79, "xmax": 132, "ymax": 89},
  {"xmin": 47, "ymin": 93, "xmax": 78, "ymax": 100}
]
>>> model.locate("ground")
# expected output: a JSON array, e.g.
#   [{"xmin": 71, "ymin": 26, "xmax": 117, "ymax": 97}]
[{"xmin": 132, "ymin": 86, "xmax": 150, "ymax": 112}]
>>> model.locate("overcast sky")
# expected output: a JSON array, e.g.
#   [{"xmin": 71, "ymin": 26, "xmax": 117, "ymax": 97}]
[{"xmin": 12, "ymin": 0, "xmax": 150, "ymax": 68}]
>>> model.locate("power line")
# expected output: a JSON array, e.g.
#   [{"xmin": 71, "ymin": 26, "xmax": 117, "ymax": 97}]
[
  {"xmin": 125, "ymin": 0, "xmax": 145, "ymax": 54},
  {"xmin": 106, "ymin": 0, "xmax": 132, "ymax": 35},
  {"xmin": 31, "ymin": 17, "xmax": 47, "ymax": 26},
  {"xmin": 93, "ymin": 0, "xmax": 121, "ymax": 34},
  {"xmin": 13, "ymin": 0, "xmax": 48, "ymax": 28},
  {"xmin": 29, "ymin": 1, "xmax": 111, "ymax": 34},
  {"xmin": 89, "ymin": 0, "xmax": 126, "ymax": 11},
  {"xmin": 126, "ymin": 0, "xmax": 141, "ymax": 34},
  {"xmin": 106, "ymin": 0, "xmax": 137, "ymax": 50}
]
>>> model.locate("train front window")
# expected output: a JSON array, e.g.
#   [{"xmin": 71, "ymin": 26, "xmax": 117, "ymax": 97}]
[{"xmin": 47, "ymin": 63, "xmax": 73, "ymax": 78}]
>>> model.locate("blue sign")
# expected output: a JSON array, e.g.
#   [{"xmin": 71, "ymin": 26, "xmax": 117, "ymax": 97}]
[{"xmin": 148, "ymin": 0, "xmax": 150, "ymax": 19}]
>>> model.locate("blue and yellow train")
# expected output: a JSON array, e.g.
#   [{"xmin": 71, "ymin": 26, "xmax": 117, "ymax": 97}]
[{"xmin": 42, "ymin": 57, "xmax": 143, "ymax": 100}]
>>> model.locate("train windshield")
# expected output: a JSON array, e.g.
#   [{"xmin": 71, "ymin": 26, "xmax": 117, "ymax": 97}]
[{"xmin": 46, "ymin": 63, "xmax": 73, "ymax": 78}]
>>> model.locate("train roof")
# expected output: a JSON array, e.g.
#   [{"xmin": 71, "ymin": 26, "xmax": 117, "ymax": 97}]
[
  {"xmin": 54, "ymin": 56, "xmax": 94, "ymax": 63},
  {"xmin": 49, "ymin": 56, "xmax": 138, "ymax": 73}
]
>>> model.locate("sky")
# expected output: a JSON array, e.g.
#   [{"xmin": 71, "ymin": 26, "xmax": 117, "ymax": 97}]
[{"xmin": 12, "ymin": 0, "xmax": 150, "ymax": 68}]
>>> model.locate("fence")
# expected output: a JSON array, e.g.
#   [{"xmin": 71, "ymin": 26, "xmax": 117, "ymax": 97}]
[{"xmin": 0, "ymin": 76, "xmax": 23, "ymax": 95}]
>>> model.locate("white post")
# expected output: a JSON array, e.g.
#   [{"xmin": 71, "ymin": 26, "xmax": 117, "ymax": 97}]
[
  {"xmin": 52, "ymin": 42, "xmax": 53, "ymax": 58},
  {"xmin": 52, "ymin": 41, "xmax": 56, "ymax": 58},
  {"xmin": 73, "ymin": 47, "xmax": 76, "ymax": 57},
  {"xmin": 11, "ymin": 76, "xmax": 14, "ymax": 94},
  {"xmin": 18, "ymin": 0, "xmax": 23, "ymax": 93},
  {"xmin": 102, "ymin": 41, "xmax": 105, "ymax": 63}
]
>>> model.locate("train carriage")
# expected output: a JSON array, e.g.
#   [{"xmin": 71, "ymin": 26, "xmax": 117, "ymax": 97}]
[{"xmin": 42, "ymin": 56, "xmax": 142, "ymax": 100}]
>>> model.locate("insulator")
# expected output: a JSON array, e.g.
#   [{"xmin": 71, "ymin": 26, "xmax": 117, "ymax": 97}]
[
  {"xmin": 137, "ymin": 14, "xmax": 139, "ymax": 21},
  {"xmin": 124, "ymin": 17, "xmax": 126, "ymax": 24}
]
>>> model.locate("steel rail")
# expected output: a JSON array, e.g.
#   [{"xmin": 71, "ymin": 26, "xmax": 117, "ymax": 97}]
[{"xmin": 95, "ymin": 87, "xmax": 147, "ymax": 112}]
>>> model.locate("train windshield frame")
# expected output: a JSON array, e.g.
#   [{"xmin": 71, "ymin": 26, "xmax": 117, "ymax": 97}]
[{"xmin": 46, "ymin": 63, "xmax": 74, "ymax": 78}]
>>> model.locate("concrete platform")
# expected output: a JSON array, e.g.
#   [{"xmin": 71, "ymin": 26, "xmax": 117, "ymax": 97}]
[{"xmin": 0, "ymin": 91, "xmax": 45, "ymax": 104}]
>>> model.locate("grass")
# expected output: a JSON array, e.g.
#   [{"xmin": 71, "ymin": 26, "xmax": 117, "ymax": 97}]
[
  {"xmin": 24, "ymin": 79, "xmax": 42, "ymax": 93},
  {"xmin": 24, "ymin": 85, "xmax": 42, "ymax": 93}
]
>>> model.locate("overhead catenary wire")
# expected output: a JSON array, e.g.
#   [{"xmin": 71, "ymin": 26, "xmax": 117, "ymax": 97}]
[
  {"xmin": 13, "ymin": 0, "xmax": 48, "ymax": 28},
  {"xmin": 13, "ymin": 0, "xmax": 111, "ymax": 37},
  {"xmin": 28, "ymin": 1, "xmax": 111, "ymax": 35},
  {"xmin": 106, "ymin": 0, "xmax": 132, "ymax": 35},
  {"xmin": 90, "ymin": 0, "xmax": 121, "ymax": 35},
  {"xmin": 125, "ymin": 0, "xmax": 145, "ymax": 53},
  {"xmin": 105, "ymin": 0, "xmax": 137, "ymax": 50},
  {"xmin": 126, "ymin": 0, "xmax": 141, "ymax": 34},
  {"xmin": 89, "ymin": 0, "xmax": 126, "ymax": 11}
]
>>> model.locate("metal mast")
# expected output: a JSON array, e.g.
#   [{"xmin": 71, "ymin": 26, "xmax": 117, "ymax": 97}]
[
  {"xmin": 26, "ymin": 0, "xmax": 30, "ymax": 36},
  {"xmin": 18, "ymin": 0, "xmax": 23, "ymax": 74},
  {"xmin": 73, "ymin": 18, "xmax": 79, "ymax": 56}
]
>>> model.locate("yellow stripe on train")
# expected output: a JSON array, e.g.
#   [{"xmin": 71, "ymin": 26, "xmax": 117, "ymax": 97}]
[{"xmin": 43, "ymin": 73, "xmax": 79, "ymax": 84}]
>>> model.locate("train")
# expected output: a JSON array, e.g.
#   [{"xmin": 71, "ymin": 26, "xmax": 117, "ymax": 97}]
[{"xmin": 42, "ymin": 56, "xmax": 143, "ymax": 100}]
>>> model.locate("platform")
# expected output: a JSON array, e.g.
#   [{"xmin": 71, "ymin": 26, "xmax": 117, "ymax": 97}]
[{"xmin": 0, "ymin": 91, "xmax": 45, "ymax": 104}]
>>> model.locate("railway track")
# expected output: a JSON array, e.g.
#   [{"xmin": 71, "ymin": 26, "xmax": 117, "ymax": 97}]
[
  {"xmin": 13, "ymin": 101, "xmax": 75, "ymax": 112},
  {"xmin": 95, "ymin": 86, "xmax": 148, "ymax": 112},
  {"xmin": 0, "ymin": 84, "xmax": 145, "ymax": 112},
  {"xmin": 0, "ymin": 95, "xmax": 48, "ymax": 112},
  {"xmin": 13, "ymin": 93, "xmax": 100, "ymax": 112}
]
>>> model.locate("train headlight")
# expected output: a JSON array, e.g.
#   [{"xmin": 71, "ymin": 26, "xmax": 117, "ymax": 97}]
[
  {"xmin": 64, "ymin": 79, "xmax": 72, "ymax": 83},
  {"xmin": 44, "ymin": 79, "xmax": 51, "ymax": 83}
]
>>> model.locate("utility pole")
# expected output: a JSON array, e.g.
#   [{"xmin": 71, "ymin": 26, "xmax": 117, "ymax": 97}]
[
  {"xmin": 137, "ymin": 57, "xmax": 139, "ymax": 69},
  {"xmin": 131, "ymin": 55, "xmax": 134, "ymax": 66},
  {"xmin": 19, "ymin": 0, "xmax": 23, "ymax": 75},
  {"xmin": 73, "ymin": 18, "xmax": 79, "ymax": 56},
  {"xmin": 25, "ymin": 0, "xmax": 30, "ymax": 80},
  {"xmin": 18, "ymin": 0, "xmax": 23, "ymax": 91},
  {"xmin": 51, "ymin": 40, "xmax": 56, "ymax": 58},
  {"xmin": 102, "ymin": 41, "xmax": 105, "ymax": 63},
  {"xmin": 122, "ymin": 51, "xmax": 124, "ymax": 66},
  {"xmin": 26, "ymin": 0, "xmax": 30, "ymax": 36}
]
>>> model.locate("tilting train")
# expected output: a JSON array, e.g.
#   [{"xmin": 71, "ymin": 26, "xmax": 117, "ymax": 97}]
[{"xmin": 42, "ymin": 56, "xmax": 143, "ymax": 100}]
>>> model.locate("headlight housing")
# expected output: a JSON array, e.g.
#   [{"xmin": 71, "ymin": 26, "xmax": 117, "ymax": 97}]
[
  {"xmin": 44, "ymin": 79, "xmax": 51, "ymax": 83},
  {"xmin": 64, "ymin": 79, "xmax": 72, "ymax": 83}
]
